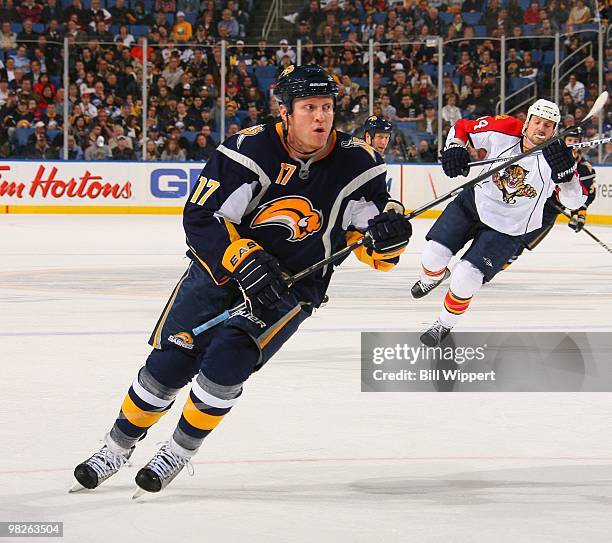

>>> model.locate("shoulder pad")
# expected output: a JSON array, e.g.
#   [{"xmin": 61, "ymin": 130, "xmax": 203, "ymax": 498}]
[{"xmin": 337, "ymin": 133, "xmax": 381, "ymax": 164}]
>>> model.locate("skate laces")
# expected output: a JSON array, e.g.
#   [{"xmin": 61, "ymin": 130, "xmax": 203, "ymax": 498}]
[
  {"xmin": 88, "ymin": 446, "xmax": 130, "ymax": 480},
  {"xmin": 429, "ymin": 321, "xmax": 450, "ymax": 337},
  {"xmin": 148, "ymin": 443, "xmax": 194, "ymax": 479}
]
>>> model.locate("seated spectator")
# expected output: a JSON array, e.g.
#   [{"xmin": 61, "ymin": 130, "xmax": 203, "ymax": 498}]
[
  {"xmin": 110, "ymin": 0, "xmax": 135, "ymax": 26},
  {"xmin": 161, "ymin": 136, "xmax": 186, "ymax": 161},
  {"xmin": 395, "ymin": 94, "xmax": 423, "ymax": 122},
  {"xmin": 112, "ymin": 135, "xmax": 135, "ymax": 160},
  {"xmin": 275, "ymin": 39, "xmax": 297, "ymax": 65},
  {"xmin": 83, "ymin": 134, "xmax": 108, "ymax": 160},
  {"xmin": 417, "ymin": 139, "xmax": 436, "ymax": 162},
  {"xmin": 568, "ymin": 0, "xmax": 591, "ymax": 25},
  {"xmin": 66, "ymin": 136, "xmax": 84, "ymax": 160},
  {"xmin": 145, "ymin": 139, "xmax": 160, "ymax": 161},
  {"xmin": 441, "ymin": 94, "xmax": 462, "ymax": 127},
  {"xmin": 218, "ymin": 8, "xmax": 240, "ymax": 39},
  {"xmin": 416, "ymin": 104, "xmax": 438, "ymax": 136},
  {"xmin": 0, "ymin": 21, "xmax": 17, "ymax": 52},
  {"xmin": 241, "ymin": 104, "xmax": 262, "ymax": 129},
  {"xmin": 564, "ymin": 73, "xmax": 585, "ymax": 104},
  {"xmin": 11, "ymin": 45, "xmax": 31, "ymax": 74},
  {"xmin": 188, "ymin": 133, "xmax": 215, "ymax": 161},
  {"xmin": 172, "ymin": 11, "xmax": 193, "ymax": 42},
  {"xmin": 523, "ymin": 1, "xmax": 540, "ymax": 24},
  {"xmin": 115, "ymin": 25, "xmax": 136, "ymax": 47},
  {"xmin": 155, "ymin": 0, "xmax": 177, "ymax": 13}
]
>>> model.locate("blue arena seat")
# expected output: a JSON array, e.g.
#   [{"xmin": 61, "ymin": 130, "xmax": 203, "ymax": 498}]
[
  {"xmin": 181, "ymin": 131, "xmax": 199, "ymax": 144},
  {"xmin": 463, "ymin": 12, "xmax": 482, "ymax": 26}
]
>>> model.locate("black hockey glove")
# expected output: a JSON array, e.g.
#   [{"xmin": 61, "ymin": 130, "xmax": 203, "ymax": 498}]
[
  {"xmin": 568, "ymin": 208, "xmax": 586, "ymax": 232},
  {"xmin": 224, "ymin": 240, "xmax": 288, "ymax": 311},
  {"xmin": 364, "ymin": 209, "xmax": 412, "ymax": 254},
  {"xmin": 441, "ymin": 144, "xmax": 470, "ymax": 178},
  {"xmin": 542, "ymin": 140, "xmax": 576, "ymax": 183}
]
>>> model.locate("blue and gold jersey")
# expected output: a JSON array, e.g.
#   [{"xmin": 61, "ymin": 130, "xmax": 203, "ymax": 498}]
[{"xmin": 183, "ymin": 122, "xmax": 396, "ymax": 306}]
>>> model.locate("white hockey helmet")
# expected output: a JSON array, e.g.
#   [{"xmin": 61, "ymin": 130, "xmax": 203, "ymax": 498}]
[{"xmin": 525, "ymin": 99, "xmax": 561, "ymax": 128}]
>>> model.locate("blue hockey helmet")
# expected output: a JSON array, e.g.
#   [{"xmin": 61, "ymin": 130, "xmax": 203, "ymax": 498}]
[
  {"xmin": 275, "ymin": 64, "xmax": 339, "ymax": 113},
  {"xmin": 363, "ymin": 115, "xmax": 394, "ymax": 137}
]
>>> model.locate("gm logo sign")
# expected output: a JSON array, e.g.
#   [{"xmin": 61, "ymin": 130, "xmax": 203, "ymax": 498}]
[{"xmin": 150, "ymin": 168, "xmax": 204, "ymax": 198}]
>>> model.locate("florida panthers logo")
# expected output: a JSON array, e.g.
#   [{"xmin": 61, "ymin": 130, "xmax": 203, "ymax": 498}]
[
  {"xmin": 250, "ymin": 196, "xmax": 323, "ymax": 242},
  {"xmin": 492, "ymin": 164, "xmax": 536, "ymax": 204}
]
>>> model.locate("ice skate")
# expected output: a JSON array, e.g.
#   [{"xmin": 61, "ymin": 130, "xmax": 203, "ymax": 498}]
[
  {"xmin": 132, "ymin": 441, "xmax": 194, "ymax": 498},
  {"xmin": 411, "ymin": 269, "xmax": 450, "ymax": 299},
  {"xmin": 420, "ymin": 320, "xmax": 452, "ymax": 347},
  {"xmin": 70, "ymin": 434, "xmax": 134, "ymax": 492}
]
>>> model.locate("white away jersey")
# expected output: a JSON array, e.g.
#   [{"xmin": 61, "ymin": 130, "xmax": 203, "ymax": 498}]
[{"xmin": 446, "ymin": 115, "xmax": 587, "ymax": 236}]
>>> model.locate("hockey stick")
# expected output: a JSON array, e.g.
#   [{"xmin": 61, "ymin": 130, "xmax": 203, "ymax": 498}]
[
  {"xmin": 550, "ymin": 202, "xmax": 612, "ymax": 254},
  {"xmin": 193, "ymin": 92, "xmax": 609, "ymax": 335},
  {"xmin": 468, "ymin": 136, "xmax": 612, "ymax": 168}
]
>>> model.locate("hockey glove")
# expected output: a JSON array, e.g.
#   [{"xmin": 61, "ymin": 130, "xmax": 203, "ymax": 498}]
[
  {"xmin": 542, "ymin": 140, "xmax": 576, "ymax": 183},
  {"xmin": 441, "ymin": 144, "xmax": 470, "ymax": 178},
  {"xmin": 223, "ymin": 239, "xmax": 288, "ymax": 311},
  {"xmin": 568, "ymin": 208, "xmax": 586, "ymax": 232},
  {"xmin": 364, "ymin": 208, "xmax": 412, "ymax": 254}
]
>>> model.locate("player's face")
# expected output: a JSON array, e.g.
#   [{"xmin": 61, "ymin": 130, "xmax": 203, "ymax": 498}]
[
  {"xmin": 372, "ymin": 133, "xmax": 391, "ymax": 155},
  {"xmin": 564, "ymin": 135, "xmax": 580, "ymax": 158},
  {"xmin": 524, "ymin": 115, "xmax": 556, "ymax": 147},
  {"xmin": 286, "ymin": 96, "xmax": 334, "ymax": 153}
]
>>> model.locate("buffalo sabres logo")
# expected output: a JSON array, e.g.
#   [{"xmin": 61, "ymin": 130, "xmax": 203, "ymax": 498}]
[
  {"xmin": 367, "ymin": 115, "xmax": 378, "ymax": 122},
  {"xmin": 280, "ymin": 65, "xmax": 295, "ymax": 78},
  {"xmin": 492, "ymin": 164, "xmax": 536, "ymax": 204},
  {"xmin": 236, "ymin": 124, "xmax": 266, "ymax": 149},
  {"xmin": 168, "ymin": 332, "xmax": 194, "ymax": 350},
  {"xmin": 250, "ymin": 196, "xmax": 323, "ymax": 242},
  {"xmin": 340, "ymin": 137, "xmax": 377, "ymax": 161}
]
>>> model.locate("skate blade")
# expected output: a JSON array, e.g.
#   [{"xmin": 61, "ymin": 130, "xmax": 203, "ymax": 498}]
[
  {"xmin": 132, "ymin": 486, "xmax": 148, "ymax": 500},
  {"xmin": 68, "ymin": 481, "xmax": 88, "ymax": 493}
]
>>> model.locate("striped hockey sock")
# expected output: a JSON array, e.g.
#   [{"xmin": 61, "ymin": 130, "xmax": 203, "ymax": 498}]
[
  {"xmin": 172, "ymin": 371, "xmax": 242, "ymax": 452},
  {"xmin": 109, "ymin": 367, "xmax": 179, "ymax": 450},
  {"xmin": 439, "ymin": 289, "xmax": 473, "ymax": 328}
]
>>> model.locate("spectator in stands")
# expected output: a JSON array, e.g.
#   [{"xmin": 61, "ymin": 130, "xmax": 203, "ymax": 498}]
[
  {"xmin": 241, "ymin": 104, "xmax": 262, "ymax": 129},
  {"xmin": 518, "ymin": 50, "xmax": 538, "ymax": 80},
  {"xmin": 568, "ymin": 0, "xmax": 591, "ymax": 25},
  {"xmin": 30, "ymin": 134, "xmax": 57, "ymax": 158},
  {"xmin": 172, "ymin": 11, "xmax": 193, "ymax": 42},
  {"xmin": 577, "ymin": 56, "xmax": 598, "ymax": 89},
  {"xmin": 66, "ymin": 136, "xmax": 84, "ymax": 160},
  {"xmin": 187, "ymin": 133, "xmax": 214, "ymax": 161},
  {"xmin": 380, "ymin": 94, "xmax": 397, "ymax": 120},
  {"xmin": 17, "ymin": 0, "xmax": 42, "ymax": 23},
  {"xmin": 162, "ymin": 56, "xmax": 184, "ymax": 89},
  {"xmin": 145, "ymin": 139, "xmax": 160, "ymax": 160},
  {"xmin": 417, "ymin": 104, "xmax": 438, "ymax": 138},
  {"xmin": 115, "ymin": 25, "xmax": 136, "ymax": 47},
  {"xmin": 275, "ymin": 39, "xmax": 296, "ymax": 65},
  {"xmin": 523, "ymin": 1, "xmax": 540, "ymax": 24},
  {"xmin": 417, "ymin": 139, "xmax": 436, "ymax": 162},
  {"xmin": 11, "ymin": 45, "xmax": 31, "ymax": 74},
  {"xmin": 564, "ymin": 73, "xmax": 585, "ymax": 104},
  {"xmin": 218, "ymin": 8, "xmax": 240, "ymax": 39},
  {"xmin": 0, "ymin": 21, "xmax": 17, "ymax": 52},
  {"xmin": 111, "ymin": 135, "xmax": 135, "ymax": 160},
  {"xmin": 85, "ymin": 134, "xmax": 110, "ymax": 160},
  {"xmin": 161, "ymin": 136, "xmax": 186, "ymax": 161},
  {"xmin": 441, "ymin": 94, "xmax": 462, "ymax": 127},
  {"xmin": 156, "ymin": 0, "xmax": 177, "ymax": 13},
  {"xmin": 395, "ymin": 94, "xmax": 423, "ymax": 122}
]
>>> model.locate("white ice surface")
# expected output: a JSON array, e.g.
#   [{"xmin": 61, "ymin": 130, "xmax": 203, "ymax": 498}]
[{"xmin": 1, "ymin": 215, "xmax": 612, "ymax": 543}]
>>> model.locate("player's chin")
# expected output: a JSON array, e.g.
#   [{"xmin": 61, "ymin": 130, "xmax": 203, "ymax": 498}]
[{"xmin": 310, "ymin": 128, "xmax": 329, "ymax": 144}]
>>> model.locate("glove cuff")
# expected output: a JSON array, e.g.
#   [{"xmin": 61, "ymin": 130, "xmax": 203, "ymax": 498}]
[{"xmin": 222, "ymin": 238, "xmax": 263, "ymax": 273}]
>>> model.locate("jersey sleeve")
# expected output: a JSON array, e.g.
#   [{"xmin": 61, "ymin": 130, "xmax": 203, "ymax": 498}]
[
  {"xmin": 556, "ymin": 171, "xmax": 588, "ymax": 211},
  {"xmin": 579, "ymin": 161, "xmax": 596, "ymax": 209},
  {"xmin": 345, "ymin": 164, "xmax": 405, "ymax": 271},
  {"xmin": 183, "ymin": 147, "xmax": 261, "ymax": 285},
  {"xmin": 446, "ymin": 115, "xmax": 524, "ymax": 151}
]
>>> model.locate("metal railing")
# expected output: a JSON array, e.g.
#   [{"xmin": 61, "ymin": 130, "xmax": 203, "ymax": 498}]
[
  {"xmin": 496, "ymin": 81, "xmax": 537, "ymax": 116},
  {"xmin": 261, "ymin": 0, "xmax": 281, "ymax": 40}
]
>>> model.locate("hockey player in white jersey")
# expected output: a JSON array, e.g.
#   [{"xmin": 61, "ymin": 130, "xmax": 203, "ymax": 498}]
[{"xmin": 411, "ymin": 99, "xmax": 587, "ymax": 346}]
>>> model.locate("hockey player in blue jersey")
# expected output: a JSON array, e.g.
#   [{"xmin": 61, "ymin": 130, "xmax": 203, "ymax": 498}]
[
  {"xmin": 72, "ymin": 65, "xmax": 412, "ymax": 496},
  {"xmin": 363, "ymin": 115, "xmax": 393, "ymax": 157}
]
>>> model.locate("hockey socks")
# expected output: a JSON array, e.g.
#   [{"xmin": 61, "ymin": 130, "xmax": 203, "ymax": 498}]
[
  {"xmin": 437, "ymin": 260, "xmax": 483, "ymax": 328},
  {"xmin": 110, "ymin": 367, "xmax": 179, "ymax": 450},
  {"xmin": 172, "ymin": 371, "xmax": 242, "ymax": 453}
]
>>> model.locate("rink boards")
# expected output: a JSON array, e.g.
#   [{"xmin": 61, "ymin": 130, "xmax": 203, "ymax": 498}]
[{"xmin": 1, "ymin": 159, "xmax": 611, "ymax": 223}]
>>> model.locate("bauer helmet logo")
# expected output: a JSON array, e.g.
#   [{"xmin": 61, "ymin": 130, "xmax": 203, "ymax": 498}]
[{"xmin": 250, "ymin": 196, "xmax": 323, "ymax": 242}]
